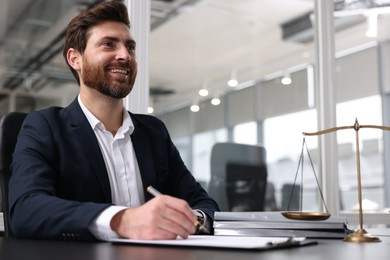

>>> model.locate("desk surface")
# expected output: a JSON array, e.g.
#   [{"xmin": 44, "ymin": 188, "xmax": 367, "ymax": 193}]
[{"xmin": 1, "ymin": 230, "xmax": 389, "ymax": 260}]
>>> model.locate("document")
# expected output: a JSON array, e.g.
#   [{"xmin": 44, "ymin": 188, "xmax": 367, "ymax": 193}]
[
  {"xmin": 214, "ymin": 211, "xmax": 348, "ymax": 228},
  {"xmin": 111, "ymin": 235, "xmax": 317, "ymax": 250},
  {"xmin": 213, "ymin": 211, "xmax": 352, "ymax": 239}
]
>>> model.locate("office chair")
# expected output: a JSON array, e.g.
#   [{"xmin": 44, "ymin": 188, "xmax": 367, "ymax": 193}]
[
  {"xmin": 208, "ymin": 142, "xmax": 267, "ymax": 211},
  {"xmin": 281, "ymin": 183, "xmax": 301, "ymax": 211},
  {"xmin": 225, "ymin": 163, "xmax": 268, "ymax": 211},
  {"xmin": 0, "ymin": 112, "xmax": 27, "ymax": 237}
]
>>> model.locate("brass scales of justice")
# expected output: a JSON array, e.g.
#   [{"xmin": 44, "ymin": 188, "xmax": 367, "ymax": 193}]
[{"xmin": 281, "ymin": 118, "xmax": 387, "ymax": 243}]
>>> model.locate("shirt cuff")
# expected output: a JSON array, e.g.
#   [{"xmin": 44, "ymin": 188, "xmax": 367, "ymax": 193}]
[{"xmin": 89, "ymin": 205, "xmax": 128, "ymax": 241}]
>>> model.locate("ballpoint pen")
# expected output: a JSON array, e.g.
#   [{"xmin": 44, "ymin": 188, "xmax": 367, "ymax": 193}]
[{"xmin": 146, "ymin": 185, "xmax": 210, "ymax": 234}]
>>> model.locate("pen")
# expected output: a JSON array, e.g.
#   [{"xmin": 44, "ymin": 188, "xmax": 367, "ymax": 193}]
[{"xmin": 146, "ymin": 185, "xmax": 210, "ymax": 234}]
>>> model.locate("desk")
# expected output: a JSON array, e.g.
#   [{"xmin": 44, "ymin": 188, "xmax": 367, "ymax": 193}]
[{"xmin": 1, "ymin": 231, "xmax": 389, "ymax": 260}]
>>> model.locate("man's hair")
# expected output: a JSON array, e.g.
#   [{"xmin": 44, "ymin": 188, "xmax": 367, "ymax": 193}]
[{"xmin": 63, "ymin": 0, "xmax": 130, "ymax": 84}]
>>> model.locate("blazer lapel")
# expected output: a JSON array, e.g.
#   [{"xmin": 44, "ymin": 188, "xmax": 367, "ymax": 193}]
[
  {"xmin": 66, "ymin": 99, "xmax": 112, "ymax": 202},
  {"xmin": 130, "ymin": 116, "xmax": 155, "ymax": 201}
]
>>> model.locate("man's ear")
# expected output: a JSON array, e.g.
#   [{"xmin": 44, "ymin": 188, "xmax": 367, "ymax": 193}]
[{"xmin": 67, "ymin": 48, "xmax": 82, "ymax": 71}]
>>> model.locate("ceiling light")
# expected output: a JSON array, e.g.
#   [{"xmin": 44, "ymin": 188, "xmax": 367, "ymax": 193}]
[
  {"xmin": 190, "ymin": 104, "xmax": 200, "ymax": 112},
  {"xmin": 281, "ymin": 73, "xmax": 292, "ymax": 85},
  {"xmin": 228, "ymin": 79, "xmax": 238, "ymax": 87},
  {"xmin": 199, "ymin": 88, "xmax": 209, "ymax": 96},
  {"xmin": 190, "ymin": 97, "xmax": 200, "ymax": 112},
  {"xmin": 211, "ymin": 97, "xmax": 221, "ymax": 106},
  {"xmin": 199, "ymin": 80, "xmax": 209, "ymax": 97},
  {"xmin": 228, "ymin": 70, "xmax": 238, "ymax": 87}
]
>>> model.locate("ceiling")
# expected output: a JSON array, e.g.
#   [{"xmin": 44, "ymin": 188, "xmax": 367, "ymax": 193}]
[{"xmin": 0, "ymin": 0, "xmax": 389, "ymax": 113}]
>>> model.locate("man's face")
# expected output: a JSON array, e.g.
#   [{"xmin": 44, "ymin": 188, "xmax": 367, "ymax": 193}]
[{"xmin": 80, "ymin": 21, "xmax": 137, "ymax": 98}]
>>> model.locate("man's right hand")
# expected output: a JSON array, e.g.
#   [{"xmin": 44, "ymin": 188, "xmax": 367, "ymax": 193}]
[{"xmin": 110, "ymin": 195, "xmax": 198, "ymax": 240}]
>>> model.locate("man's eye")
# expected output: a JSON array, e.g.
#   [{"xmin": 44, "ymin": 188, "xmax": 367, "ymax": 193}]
[
  {"xmin": 126, "ymin": 45, "xmax": 135, "ymax": 52},
  {"xmin": 103, "ymin": 42, "xmax": 113, "ymax": 48}
]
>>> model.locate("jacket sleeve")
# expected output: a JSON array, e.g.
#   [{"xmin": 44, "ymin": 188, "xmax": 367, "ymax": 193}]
[
  {"xmin": 132, "ymin": 114, "xmax": 220, "ymax": 227},
  {"xmin": 9, "ymin": 111, "xmax": 110, "ymax": 241}
]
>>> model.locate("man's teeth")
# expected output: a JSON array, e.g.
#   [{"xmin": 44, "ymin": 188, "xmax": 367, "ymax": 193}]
[{"xmin": 111, "ymin": 69, "xmax": 128, "ymax": 75}]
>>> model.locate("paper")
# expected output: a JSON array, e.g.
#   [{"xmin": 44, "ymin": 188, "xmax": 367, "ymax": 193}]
[{"xmin": 111, "ymin": 235, "xmax": 316, "ymax": 250}]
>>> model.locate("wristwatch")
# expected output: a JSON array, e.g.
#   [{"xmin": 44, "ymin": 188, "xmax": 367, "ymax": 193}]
[{"xmin": 193, "ymin": 210, "xmax": 209, "ymax": 234}]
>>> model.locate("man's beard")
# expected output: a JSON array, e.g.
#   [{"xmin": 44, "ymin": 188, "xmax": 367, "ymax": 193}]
[{"xmin": 82, "ymin": 58, "xmax": 136, "ymax": 99}]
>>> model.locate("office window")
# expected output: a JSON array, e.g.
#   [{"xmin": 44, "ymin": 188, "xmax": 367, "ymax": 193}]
[
  {"xmin": 336, "ymin": 95, "xmax": 385, "ymax": 211},
  {"xmin": 233, "ymin": 121, "xmax": 257, "ymax": 145},
  {"xmin": 264, "ymin": 110, "xmax": 317, "ymax": 163},
  {"xmin": 263, "ymin": 109, "xmax": 318, "ymax": 211},
  {"xmin": 192, "ymin": 129, "xmax": 228, "ymax": 184}
]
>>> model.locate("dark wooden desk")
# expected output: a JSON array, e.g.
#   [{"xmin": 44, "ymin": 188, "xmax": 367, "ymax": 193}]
[{"xmin": 1, "ymin": 231, "xmax": 389, "ymax": 260}]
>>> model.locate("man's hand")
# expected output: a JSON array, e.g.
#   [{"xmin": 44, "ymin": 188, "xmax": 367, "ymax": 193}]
[{"xmin": 110, "ymin": 195, "xmax": 197, "ymax": 240}]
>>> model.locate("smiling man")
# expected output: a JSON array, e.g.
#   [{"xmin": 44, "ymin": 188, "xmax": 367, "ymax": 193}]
[{"xmin": 9, "ymin": 0, "xmax": 219, "ymax": 242}]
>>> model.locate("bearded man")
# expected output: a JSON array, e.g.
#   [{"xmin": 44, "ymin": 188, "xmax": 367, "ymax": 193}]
[{"xmin": 9, "ymin": 0, "xmax": 219, "ymax": 242}]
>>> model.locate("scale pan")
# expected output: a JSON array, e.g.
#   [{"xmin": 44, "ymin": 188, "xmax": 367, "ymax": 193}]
[{"xmin": 281, "ymin": 211, "xmax": 331, "ymax": 221}]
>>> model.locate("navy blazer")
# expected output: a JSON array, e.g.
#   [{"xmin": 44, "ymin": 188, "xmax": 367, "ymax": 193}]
[{"xmin": 9, "ymin": 98, "xmax": 219, "ymax": 241}]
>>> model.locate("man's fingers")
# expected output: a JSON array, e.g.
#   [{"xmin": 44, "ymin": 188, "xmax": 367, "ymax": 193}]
[
  {"xmin": 159, "ymin": 205, "xmax": 196, "ymax": 234},
  {"xmin": 111, "ymin": 195, "xmax": 198, "ymax": 240},
  {"xmin": 155, "ymin": 195, "xmax": 197, "ymax": 222},
  {"xmin": 151, "ymin": 196, "xmax": 197, "ymax": 234}
]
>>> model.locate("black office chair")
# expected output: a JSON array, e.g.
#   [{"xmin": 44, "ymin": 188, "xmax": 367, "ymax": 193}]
[
  {"xmin": 225, "ymin": 163, "xmax": 268, "ymax": 211},
  {"xmin": 208, "ymin": 143, "xmax": 267, "ymax": 211},
  {"xmin": 0, "ymin": 112, "xmax": 27, "ymax": 237},
  {"xmin": 281, "ymin": 183, "xmax": 301, "ymax": 211}
]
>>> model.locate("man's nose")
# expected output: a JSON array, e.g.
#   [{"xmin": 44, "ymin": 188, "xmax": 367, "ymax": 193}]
[{"xmin": 116, "ymin": 45, "xmax": 131, "ymax": 61}]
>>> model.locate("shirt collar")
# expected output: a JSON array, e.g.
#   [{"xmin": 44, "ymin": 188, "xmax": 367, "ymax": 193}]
[{"xmin": 77, "ymin": 95, "xmax": 135, "ymax": 136}]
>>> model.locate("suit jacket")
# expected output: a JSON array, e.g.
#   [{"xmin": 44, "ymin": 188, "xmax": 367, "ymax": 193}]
[{"xmin": 9, "ymin": 98, "xmax": 219, "ymax": 241}]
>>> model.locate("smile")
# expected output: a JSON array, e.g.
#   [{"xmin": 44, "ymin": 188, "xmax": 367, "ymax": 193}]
[{"xmin": 110, "ymin": 69, "xmax": 128, "ymax": 75}]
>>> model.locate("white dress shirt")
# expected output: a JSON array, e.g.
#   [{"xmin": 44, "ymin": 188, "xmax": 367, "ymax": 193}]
[{"xmin": 77, "ymin": 96, "xmax": 144, "ymax": 241}]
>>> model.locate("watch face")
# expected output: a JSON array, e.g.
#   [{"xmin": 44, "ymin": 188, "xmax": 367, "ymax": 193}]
[
  {"xmin": 193, "ymin": 211, "xmax": 209, "ymax": 234},
  {"xmin": 194, "ymin": 210, "xmax": 204, "ymax": 219}
]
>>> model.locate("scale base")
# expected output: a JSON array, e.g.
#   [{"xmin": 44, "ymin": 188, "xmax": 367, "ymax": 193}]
[{"xmin": 344, "ymin": 228, "xmax": 381, "ymax": 243}]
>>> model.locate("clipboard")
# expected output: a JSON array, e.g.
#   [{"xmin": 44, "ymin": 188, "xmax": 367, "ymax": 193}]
[{"xmin": 110, "ymin": 235, "xmax": 317, "ymax": 250}]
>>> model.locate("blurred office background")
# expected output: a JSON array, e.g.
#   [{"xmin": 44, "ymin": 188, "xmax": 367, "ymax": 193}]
[{"xmin": 1, "ymin": 0, "xmax": 390, "ymax": 226}]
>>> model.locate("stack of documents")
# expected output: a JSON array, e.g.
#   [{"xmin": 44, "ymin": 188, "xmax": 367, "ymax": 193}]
[{"xmin": 213, "ymin": 211, "xmax": 352, "ymax": 238}]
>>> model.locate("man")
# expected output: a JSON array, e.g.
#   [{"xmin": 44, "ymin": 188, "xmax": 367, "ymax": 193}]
[{"xmin": 9, "ymin": 0, "xmax": 219, "ymax": 242}]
